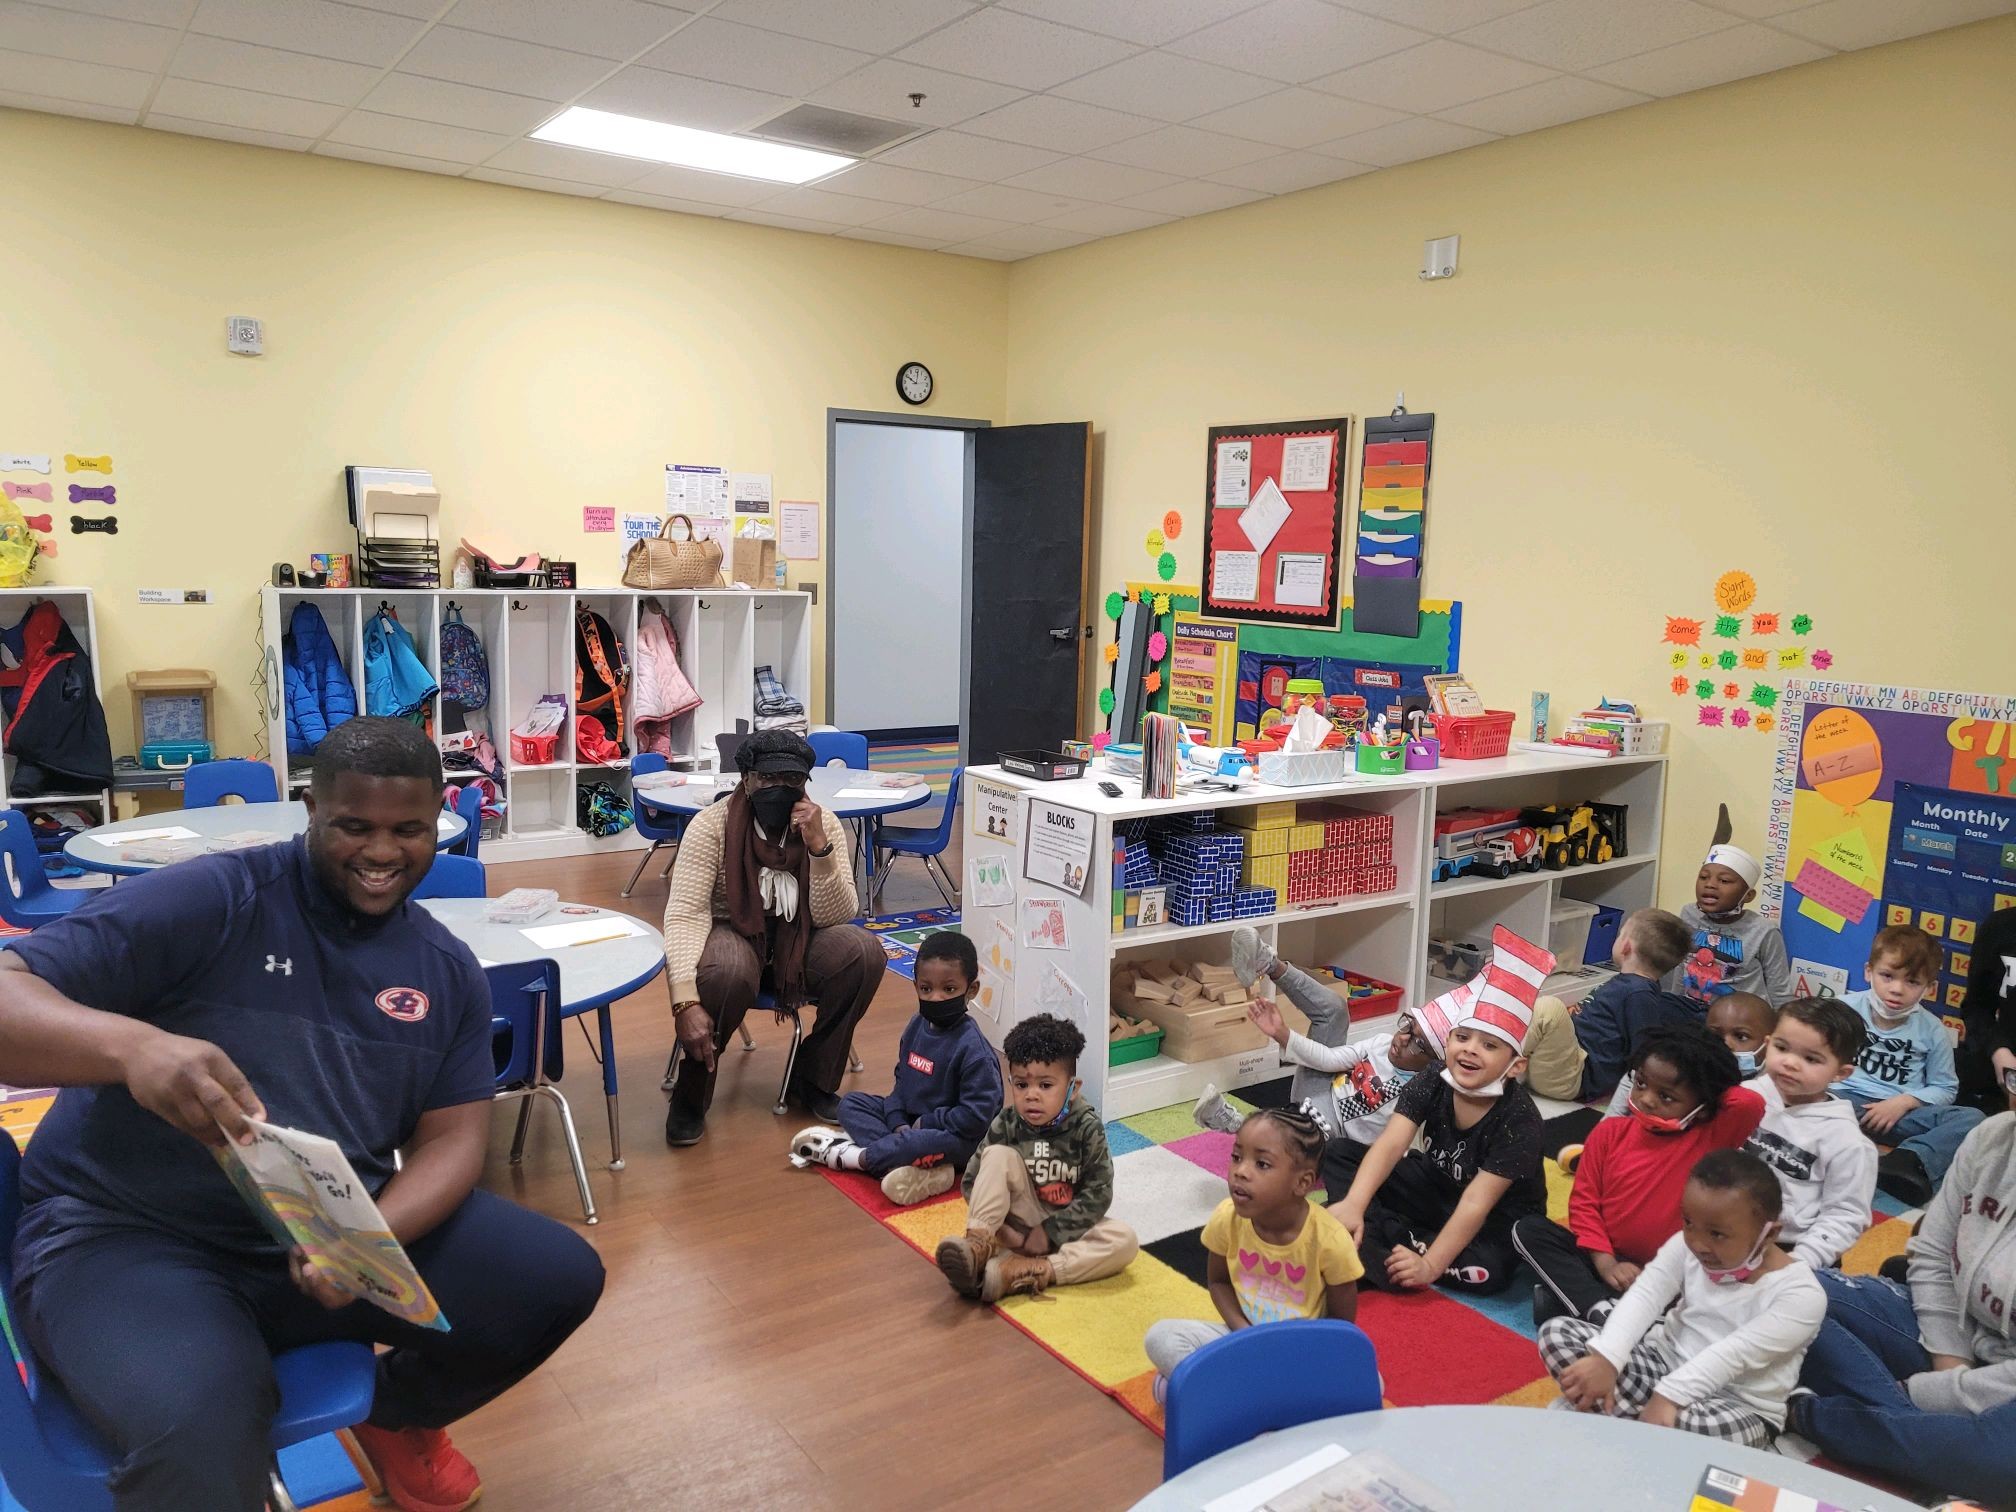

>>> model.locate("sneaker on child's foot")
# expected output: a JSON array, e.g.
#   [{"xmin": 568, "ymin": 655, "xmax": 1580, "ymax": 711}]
[
  {"xmin": 1152, "ymin": 1373, "xmax": 1168, "ymax": 1407},
  {"xmin": 1531, "ymin": 1283, "xmax": 1571, "ymax": 1327},
  {"xmin": 351, "ymin": 1424, "xmax": 482, "ymax": 1512},
  {"xmin": 1876, "ymin": 1148, "xmax": 1934, "ymax": 1208},
  {"xmin": 1228, "ymin": 927, "xmax": 1274, "ymax": 989},
  {"xmin": 1555, "ymin": 1142, "xmax": 1584, "ymax": 1175},
  {"xmin": 1192, "ymin": 1084, "xmax": 1246, "ymax": 1135},
  {"xmin": 788, "ymin": 1125, "xmax": 848, "ymax": 1168},
  {"xmin": 881, "ymin": 1162, "xmax": 956, "ymax": 1206}
]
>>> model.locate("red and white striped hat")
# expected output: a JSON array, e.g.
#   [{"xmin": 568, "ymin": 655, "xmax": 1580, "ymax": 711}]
[{"xmin": 1412, "ymin": 925, "xmax": 1556, "ymax": 1055}]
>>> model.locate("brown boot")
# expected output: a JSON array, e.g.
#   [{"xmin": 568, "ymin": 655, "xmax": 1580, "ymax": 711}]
[
  {"xmin": 981, "ymin": 1253, "xmax": 1055, "ymax": 1303},
  {"xmin": 934, "ymin": 1227, "xmax": 1001, "ymax": 1298}
]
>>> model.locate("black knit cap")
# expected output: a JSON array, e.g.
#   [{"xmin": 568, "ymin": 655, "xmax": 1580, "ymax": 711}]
[{"xmin": 736, "ymin": 728, "xmax": 814, "ymax": 777}]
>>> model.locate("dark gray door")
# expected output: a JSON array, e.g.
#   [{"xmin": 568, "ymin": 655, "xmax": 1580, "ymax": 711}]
[{"xmin": 964, "ymin": 422, "xmax": 1092, "ymax": 768}]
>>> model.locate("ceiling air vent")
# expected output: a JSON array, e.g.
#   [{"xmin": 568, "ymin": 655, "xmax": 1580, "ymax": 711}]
[{"xmin": 745, "ymin": 105, "xmax": 922, "ymax": 157}]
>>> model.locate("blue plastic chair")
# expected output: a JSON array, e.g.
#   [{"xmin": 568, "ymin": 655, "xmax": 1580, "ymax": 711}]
[
  {"xmin": 182, "ymin": 759, "xmax": 279, "ymax": 808},
  {"xmin": 807, "ymin": 731, "xmax": 868, "ymax": 771},
  {"xmin": 410, "ymin": 854, "xmax": 485, "ymax": 900},
  {"xmin": 487, "ymin": 959, "xmax": 596, "ymax": 1225},
  {"xmin": 0, "ymin": 1137, "xmax": 376, "ymax": 1511},
  {"xmin": 446, "ymin": 783, "xmax": 481, "ymax": 860},
  {"xmin": 871, "ymin": 766, "xmax": 962, "ymax": 909},
  {"xmin": 621, "ymin": 753, "xmax": 685, "ymax": 899},
  {"xmin": 0, "ymin": 812, "xmax": 87, "ymax": 929},
  {"xmin": 1163, "ymin": 1319, "xmax": 1382, "ymax": 1479}
]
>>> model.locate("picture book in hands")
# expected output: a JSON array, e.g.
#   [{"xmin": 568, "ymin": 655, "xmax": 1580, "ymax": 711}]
[{"xmin": 216, "ymin": 1119, "xmax": 449, "ymax": 1331}]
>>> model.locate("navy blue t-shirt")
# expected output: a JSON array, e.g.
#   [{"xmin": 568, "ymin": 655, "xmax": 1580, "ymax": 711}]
[
  {"xmin": 11, "ymin": 838, "xmax": 493, "ymax": 1270},
  {"xmin": 1573, "ymin": 973, "xmax": 1697, "ymax": 1099}
]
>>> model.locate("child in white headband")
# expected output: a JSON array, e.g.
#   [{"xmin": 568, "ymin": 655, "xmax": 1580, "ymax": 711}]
[{"xmin": 1670, "ymin": 828, "xmax": 1791, "ymax": 1010}]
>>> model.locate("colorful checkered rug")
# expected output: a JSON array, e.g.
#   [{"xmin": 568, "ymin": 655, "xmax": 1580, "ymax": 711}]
[
  {"xmin": 868, "ymin": 740, "xmax": 959, "ymax": 798},
  {"xmin": 860, "ymin": 907, "xmax": 961, "ymax": 981}
]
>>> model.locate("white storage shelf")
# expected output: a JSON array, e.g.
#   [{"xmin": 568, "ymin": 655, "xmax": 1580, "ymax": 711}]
[
  {"xmin": 967, "ymin": 748, "xmax": 1666, "ymax": 1118},
  {"xmin": 0, "ymin": 588, "xmax": 112, "ymax": 820},
  {"xmin": 260, "ymin": 586, "xmax": 812, "ymax": 862}
]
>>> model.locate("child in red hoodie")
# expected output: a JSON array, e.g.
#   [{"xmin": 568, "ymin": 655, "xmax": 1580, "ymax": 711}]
[{"xmin": 1512, "ymin": 1024, "xmax": 1762, "ymax": 1325}]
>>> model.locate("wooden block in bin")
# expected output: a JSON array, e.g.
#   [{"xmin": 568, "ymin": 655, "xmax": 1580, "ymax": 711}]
[{"xmin": 1127, "ymin": 995, "xmax": 1269, "ymax": 1061}]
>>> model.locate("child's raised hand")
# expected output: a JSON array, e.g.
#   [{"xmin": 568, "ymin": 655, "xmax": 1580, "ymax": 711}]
[
  {"xmin": 1558, "ymin": 1354, "xmax": 1617, "ymax": 1413},
  {"xmin": 1247, "ymin": 998, "xmax": 1288, "ymax": 1045}
]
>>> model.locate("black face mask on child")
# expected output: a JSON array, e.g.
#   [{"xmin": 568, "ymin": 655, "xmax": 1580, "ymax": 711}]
[
  {"xmin": 919, "ymin": 996, "xmax": 968, "ymax": 1028},
  {"xmin": 749, "ymin": 784, "xmax": 799, "ymax": 835}
]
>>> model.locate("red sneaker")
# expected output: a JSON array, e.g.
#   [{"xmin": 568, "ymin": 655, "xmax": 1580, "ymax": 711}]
[{"xmin": 351, "ymin": 1423, "xmax": 484, "ymax": 1512}]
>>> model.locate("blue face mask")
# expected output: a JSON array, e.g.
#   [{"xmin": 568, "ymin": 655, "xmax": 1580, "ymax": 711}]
[{"xmin": 1733, "ymin": 1050, "xmax": 1759, "ymax": 1076}]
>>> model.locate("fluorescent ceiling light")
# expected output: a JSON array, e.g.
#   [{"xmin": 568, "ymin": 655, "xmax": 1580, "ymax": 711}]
[{"xmin": 532, "ymin": 106, "xmax": 852, "ymax": 185}]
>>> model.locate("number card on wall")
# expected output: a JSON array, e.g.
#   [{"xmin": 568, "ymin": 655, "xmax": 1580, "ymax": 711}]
[{"xmin": 1201, "ymin": 417, "xmax": 1349, "ymax": 628}]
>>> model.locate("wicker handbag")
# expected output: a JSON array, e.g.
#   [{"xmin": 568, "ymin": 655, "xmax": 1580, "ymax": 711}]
[{"xmin": 622, "ymin": 514, "xmax": 722, "ymax": 589}]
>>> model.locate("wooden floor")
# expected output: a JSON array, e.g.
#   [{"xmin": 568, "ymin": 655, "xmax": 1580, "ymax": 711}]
[{"xmin": 452, "ymin": 836, "xmax": 1164, "ymax": 1511}]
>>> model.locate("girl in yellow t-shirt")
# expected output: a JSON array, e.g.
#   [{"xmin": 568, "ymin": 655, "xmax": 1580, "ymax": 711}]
[{"xmin": 1145, "ymin": 1108, "xmax": 1365, "ymax": 1395}]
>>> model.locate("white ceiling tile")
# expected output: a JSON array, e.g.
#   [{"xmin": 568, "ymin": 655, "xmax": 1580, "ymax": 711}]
[
  {"xmin": 481, "ymin": 135, "xmax": 659, "ymax": 183},
  {"xmin": 1121, "ymin": 177, "xmax": 1269, "ymax": 213},
  {"xmin": 441, "ymin": 0, "xmax": 689, "ymax": 60},
  {"xmin": 1436, "ymin": 74, "xmax": 1646, "ymax": 133},
  {"xmin": 943, "ymin": 242, "xmax": 1026, "ymax": 259},
  {"xmin": 1189, "ymin": 85, "xmax": 1402, "ymax": 148},
  {"xmin": 1204, "ymin": 147, "xmax": 1372, "ymax": 191},
  {"xmin": 932, "ymin": 181, "xmax": 1091, "ymax": 220},
  {"xmin": 0, "ymin": 85, "xmax": 138, "ymax": 120},
  {"xmin": 835, "ymin": 225, "xmax": 950, "ymax": 248},
  {"xmin": 1317, "ymin": 113, "xmax": 1494, "ymax": 165},
  {"xmin": 146, "ymin": 113, "xmax": 314, "ymax": 149},
  {"xmin": 0, "ymin": 2, "xmax": 180, "ymax": 71},
  {"xmin": 808, "ymin": 57, "xmax": 1023, "ymax": 128},
  {"xmin": 1769, "ymin": 0, "xmax": 2016, "ymax": 49},
  {"xmin": 871, "ymin": 128, "xmax": 1062, "ymax": 178},
  {"xmin": 1050, "ymin": 48, "xmax": 1275, "ymax": 122},
  {"xmin": 583, "ymin": 65, "xmax": 791, "ymax": 131},
  {"xmin": 965, "ymin": 220, "xmax": 1095, "ymax": 251},
  {"xmin": 187, "ymin": 0, "xmax": 426, "ymax": 68},
  {"xmin": 1588, "ymin": 22, "xmax": 1829, "ymax": 95},
  {"xmin": 708, "ymin": 0, "xmax": 975, "ymax": 54},
  {"xmin": 603, "ymin": 187, "xmax": 734, "ymax": 215},
  {"xmin": 862, "ymin": 203, "xmax": 1021, "ymax": 241},
  {"xmin": 149, "ymin": 76, "xmax": 346, "ymax": 134},
  {"xmin": 466, "ymin": 165, "xmax": 608, "ymax": 196},
  {"xmin": 1089, "ymin": 123, "xmax": 1278, "ymax": 174},
  {"xmin": 1312, "ymin": 38, "xmax": 1556, "ymax": 112},
  {"xmin": 640, "ymin": 16, "xmax": 869, "ymax": 96},
  {"xmin": 1039, "ymin": 201, "xmax": 1173, "ymax": 234},
  {"xmin": 1167, "ymin": 0, "xmax": 1426, "ymax": 83},
  {"xmin": 1004, "ymin": 154, "xmax": 1180, "ymax": 199},
  {"xmin": 894, "ymin": 8, "xmax": 1137, "ymax": 92},
  {"xmin": 746, "ymin": 184, "xmax": 899, "ymax": 224},
  {"xmin": 324, "ymin": 109, "xmax": 513, "ymax": 162},
  {"xmin": 815, "ymin": 159, "xmax": 980, "ymax": 204},
  {"xmin": 959, "ymin": 92, "xmax": 1158, "ymax": 150},
  {"xmin": 998, "ymin": 0, "xmax": 1263, "ymax": 47},
  {"xmin": 724, "ymin": 207, "xmax": 840, "ymax": 232},
  {"xmin": 1691, "ymin": 0, "xmax": 1816, "ymax": 16},
  {"xmin": 622, "ymin": 160, "xmax": 782, "ymax": 204},
  {"xmin": 1454, "ymin": 0, "xmax": 1739, "ymax": 70},
  {"xmin": 399, "ymin": 26, "xmax": 612, "ymax": 100},
  {"xmin": 363, "ymin": 73, "xmax": 557, "ymax": 134},
  {"xmin": 1336, "ymin": 0, "xmax": 1542, "ymax": 32},
  {"xmin": 24, "ymin": 0, "xmax": 195, "ymax": 23},
  {"xmin": 168, "ymin": 35, "xmax": 379, "ymax": 105},
  {"xmin": 313, "ymin": 140, "xmax": 471, "ymax": 174}
]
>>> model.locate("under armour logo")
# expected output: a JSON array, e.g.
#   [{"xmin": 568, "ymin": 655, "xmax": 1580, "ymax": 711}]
[{"xmin": 265, "ymin": 956, "xmax": 292, "ymax": 976}]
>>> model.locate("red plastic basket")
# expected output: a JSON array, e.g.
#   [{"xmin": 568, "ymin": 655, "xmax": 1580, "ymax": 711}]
[{"xmin": 1431, "ymin": 710, "xmax": 1516, "ymax": 760}]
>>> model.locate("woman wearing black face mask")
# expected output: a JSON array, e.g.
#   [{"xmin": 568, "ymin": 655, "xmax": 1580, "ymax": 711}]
[{"xmin": 661, "ymin": 730, "xmax": 887, "ymax": 1147}]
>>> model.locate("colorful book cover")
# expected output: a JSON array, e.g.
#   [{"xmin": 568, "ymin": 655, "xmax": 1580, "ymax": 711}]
[{"xmin": 1689, "ymin": 1464, "xmax": 1847, "ymax": 1511}]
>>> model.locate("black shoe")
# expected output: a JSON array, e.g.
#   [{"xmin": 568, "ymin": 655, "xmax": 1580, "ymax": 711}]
[
  {"xmin": 1877, "ymin": 1149, "xmax": 1934, "ymax": 1207},
  {"xmin": 1531, "ymin": 1284, "xmax": 1571, "ymax": 1328},
  {"xmin": 664, "ymin": 1097, "xmax": 707, "ymax": 1147},
  {"xmin": 793, "ymin": 1084, "xmax": 842, "ymax": 1123}
]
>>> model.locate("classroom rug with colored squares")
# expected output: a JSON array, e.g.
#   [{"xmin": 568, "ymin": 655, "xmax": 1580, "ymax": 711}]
[
  {"xmin": 868, "ymin": 739, "xmax": 959, "ymax": 797},
  {"xmin": 817, "ymin": 1078, "xmax": 1921, "ymax": 1494},
  {"xmin": 860, "ymin": 907, "xmax": 961, "ymax": 981}
]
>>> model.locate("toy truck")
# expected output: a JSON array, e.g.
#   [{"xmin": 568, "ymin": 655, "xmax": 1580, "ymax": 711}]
[
  {"xmin": 1520, "ymin": 803, "xmax": 1619, "ymax": 870},
  {"xmin": 1431, "ymin": 807, "xmax": 1543, "ymax": 881}
]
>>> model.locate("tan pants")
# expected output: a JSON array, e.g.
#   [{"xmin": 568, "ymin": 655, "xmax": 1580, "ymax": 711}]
[
  {"xmin": 964, "ymin": 1145, "xmax": 1137, "ymax": 1286},
  {"xmin": 1522, "ymin": 994, "xmax": 1588, "ymax": 1101}
]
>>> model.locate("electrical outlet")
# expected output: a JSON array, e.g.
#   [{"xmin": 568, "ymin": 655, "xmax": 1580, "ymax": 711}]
[{"xmin": 227, "ymin": 316, "xmax": 263, "ymax": 355}]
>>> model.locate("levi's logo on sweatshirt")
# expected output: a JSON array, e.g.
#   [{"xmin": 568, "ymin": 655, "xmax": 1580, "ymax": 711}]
[{"xmin": 907, "ymin": 1051, "xmax": 935, "ymax": 1075}]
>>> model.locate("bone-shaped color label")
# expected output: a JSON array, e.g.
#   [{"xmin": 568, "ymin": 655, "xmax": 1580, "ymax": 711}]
[
  {"xmin": 22, "ymin": 514, "xmax": 50, "ymax": 532},
  {"xmin": 64, "ymin": 454, "xmax": 111, "ymax": 474},
  {"xmin": 35, "ymin": 538, "xmax": 54, "ymax": 556},
  {"xmin": 69, "ymin": 484, "xmax": 115, "ymax": 505},
  {"xmin": 3, "ymin": 482, "xmax": 52, "ymax": 502},
  {"xmin": 71, "ymin": 515, "xmax": 117, "ymax": 534},
  {"xmin": 1, "ymin": 454, "xmax": 50, "ymax": 474}
]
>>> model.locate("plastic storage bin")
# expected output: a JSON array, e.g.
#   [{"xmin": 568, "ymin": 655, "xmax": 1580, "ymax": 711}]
[
  {"xmin": 1110, "ymin": 1026, "xmax": 1165, "ymax": 1066},
  {"xmin": 1431, "ymin": 710, "xmax": 1516, "ymax": 759},
  {"xmin": 1549, "ymin": 897, "xmax": 1600, "ymax": 972}
]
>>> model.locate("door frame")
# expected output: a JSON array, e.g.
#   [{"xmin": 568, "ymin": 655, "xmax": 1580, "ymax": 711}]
[{"xmin": 824, "ymin": 407, "xmax": 990, "ymax": 740}]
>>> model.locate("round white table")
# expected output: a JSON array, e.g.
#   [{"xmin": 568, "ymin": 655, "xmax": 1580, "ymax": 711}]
[
  {"xmin": 65, "ymin": 800, "xmax": 468, "ymax": 877},
  {"xmin": 1133, "ymin": 1405, "xmax": 1927, "ymax": 1511}
]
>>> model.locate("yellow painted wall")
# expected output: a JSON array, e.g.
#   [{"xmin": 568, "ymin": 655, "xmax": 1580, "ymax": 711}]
[
  {"xmin": 1004, "ymin": 18, "xmax": 2016, "ymax": 911},
  {"xmin": 0, "ymin": 109, "xmax": 1008, "ymax": 755}
]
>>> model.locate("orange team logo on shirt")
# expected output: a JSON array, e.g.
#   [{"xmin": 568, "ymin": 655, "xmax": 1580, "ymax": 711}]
[{"xmin": 375, "ymin": 987, "xmax": 430, "ymax": 1023}]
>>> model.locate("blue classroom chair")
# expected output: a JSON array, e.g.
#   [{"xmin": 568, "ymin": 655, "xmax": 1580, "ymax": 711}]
[
  {"xmin": 0, "ymin": 812, "xmax": 87, "ymax": 930},
  {"xmin": 445, "ymin": 783, "xmax": 481, "ymax": 860},
  {"xmin": 0, "ymin": 1136, "xmax": 376, "ymax": 1512},
  {"xmin": 182, "ymin": 759, "xmax": 280, "ymax": 808},
  {"xmin": 410, "ymin": 854, "xmax": 485, "ymax": 900},
  {"xmin": 621, "ymin": 753, "xmax": 684, "ymax": 899},
  {"xmin": 487, "ymin": 959, "xmax": 596, "ymax": 1226},
  {"xmin": 871, "ymin": 766, "xmax": 962, "ymax": 910},
  {"xmin": 1163, "ymin": 1319, "xmax": 1382, "ymax": 1479},
  {"xmin": 807, "ymin": 730, "xmax": 868, "ymax": 770}
]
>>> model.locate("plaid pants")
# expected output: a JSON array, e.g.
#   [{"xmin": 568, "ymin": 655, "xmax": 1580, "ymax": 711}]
[{"xmin": 1537, "ymin": 1316, "xmax": 1776, "ymax": 1447}]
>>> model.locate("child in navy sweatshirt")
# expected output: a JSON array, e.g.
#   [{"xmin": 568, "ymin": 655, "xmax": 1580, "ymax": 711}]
[{"xmin": 789, "ymin": 931, "xmax": 1002, "ymax": 1205}]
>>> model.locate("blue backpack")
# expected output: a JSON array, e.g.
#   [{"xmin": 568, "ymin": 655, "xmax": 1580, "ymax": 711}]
[{"xmin": 439, "ymin": 604, "xmax": 489, "ymax": 711}]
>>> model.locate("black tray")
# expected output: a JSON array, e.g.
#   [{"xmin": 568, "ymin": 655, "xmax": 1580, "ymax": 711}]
[{"xmin": 1000, "ymin": 749, "xmax": 1086, "ymax": 781}]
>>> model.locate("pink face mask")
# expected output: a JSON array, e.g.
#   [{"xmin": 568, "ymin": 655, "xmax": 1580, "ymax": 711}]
[{"xmin": 1701, "ymin": 1224, "xmax": 1778, "ymax": 1285}]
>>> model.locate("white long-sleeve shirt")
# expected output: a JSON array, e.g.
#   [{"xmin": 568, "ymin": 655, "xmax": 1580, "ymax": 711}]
[
  {"xmin": 1739, "ymin": 1074, "xmax": 1877, "ymax": 1267},
  {"xmin": 1591, "ymin": 1232, "xmax": 1826, "ymax": 1427},
  {"xmin": 1279, "ymin": 1029, "xmax": 1418, "ymax": 1145}
]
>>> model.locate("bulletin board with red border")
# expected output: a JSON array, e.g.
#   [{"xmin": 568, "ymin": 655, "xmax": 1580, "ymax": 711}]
[{"xmin": 1201, "ymin": 417, "xmax": 1350, "ymax": 629}]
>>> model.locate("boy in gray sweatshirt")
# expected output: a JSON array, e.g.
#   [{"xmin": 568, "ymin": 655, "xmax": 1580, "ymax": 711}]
[
  {"xmin": 1790, "ymin": 1113, "xmax": 2016, "ymax": 1507},
  {"xmin": 1667, "ymin": 843, "xmax": 1792, "ymax": 1009}
]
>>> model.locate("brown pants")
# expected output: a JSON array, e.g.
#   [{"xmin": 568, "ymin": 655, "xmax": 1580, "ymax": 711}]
[
  {"xmin": 963, "ymin": 1145, "xmax": 1138, "ymax": 1286},
  {"xmin": 679, "ymin": 919, "xmax": 886, "ymax": 1111}
]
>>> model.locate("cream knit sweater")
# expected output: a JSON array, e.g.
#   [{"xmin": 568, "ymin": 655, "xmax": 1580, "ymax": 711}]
[{"xmin": 660, "ymin": 799, "xmax": 857, "ymax": 1004}]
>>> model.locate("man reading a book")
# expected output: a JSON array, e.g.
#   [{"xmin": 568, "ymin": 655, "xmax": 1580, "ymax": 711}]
[{"xmin": 0, "ymin": 717, "xmax": 603, "ymax": 1512}]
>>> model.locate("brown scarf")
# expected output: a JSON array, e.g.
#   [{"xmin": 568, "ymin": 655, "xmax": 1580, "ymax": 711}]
[{"xmin": 723, "ymin": 785, "xmax": 814, "ymax": 1009}]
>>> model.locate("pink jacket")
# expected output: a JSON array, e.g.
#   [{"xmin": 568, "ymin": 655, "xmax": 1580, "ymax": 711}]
[{"xmin": 632, "ymin": 598, "xmax": 702, "ymax": 756}]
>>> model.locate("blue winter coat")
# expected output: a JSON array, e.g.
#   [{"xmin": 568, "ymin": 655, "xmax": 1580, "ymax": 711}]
[
  {"xmin": 363, "ymin": 610, "xmax": 437, "ymax": 720},
  {"xmin": 282, "ymin": 602, "xmax": 357, "ymax": 756}
]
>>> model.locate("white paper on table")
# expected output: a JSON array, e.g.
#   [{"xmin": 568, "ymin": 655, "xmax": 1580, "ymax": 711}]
[
  {"xmin": 95, "ymin": 825, "xmax": 198, "ymax": 844},
  {"xmin": 1278, "ymin": 434, "xmax": 1334, "ymax": 492},
  {"xmin": 731, "ymin": 472, "xmax": 772, "ymax": 515},
  {"xmin": 834, "ymin": 787, "xmax": 893, "ymax": 799},
  {"xmin": 1274, "ymin": 552, "xmax": 1327, "ymax": 607},
  {"xmin": 522, "ymin": 917, "xmax": 643, "ymax": 948},
  {"xmin": 1214, "ymin": 439, "xmax": 1251, "ymax": 509},
  {"xmin": 1212, "ymin": 550, "xmax": 1260, "ymax": 602},
  {"xmin": 1201, "ymin": 1444, "xmax": 1351, "ymax": 1512},
  {"xmin": 1239, "ymin": 477, "xmax": 1291, "ymax": 554},
  {"xmin": 437, "ymin": 813, "xmax": 461, "ymax": 835},
  {"xmin": 778, "ymin": 500, "xmax": 819, "ymax": 560}
]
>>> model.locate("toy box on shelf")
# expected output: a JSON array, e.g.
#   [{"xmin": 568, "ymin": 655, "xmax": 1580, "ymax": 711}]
[{"xmin": 1524, "ymin": 698, "xmax": 1670, "ymax": 759}]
